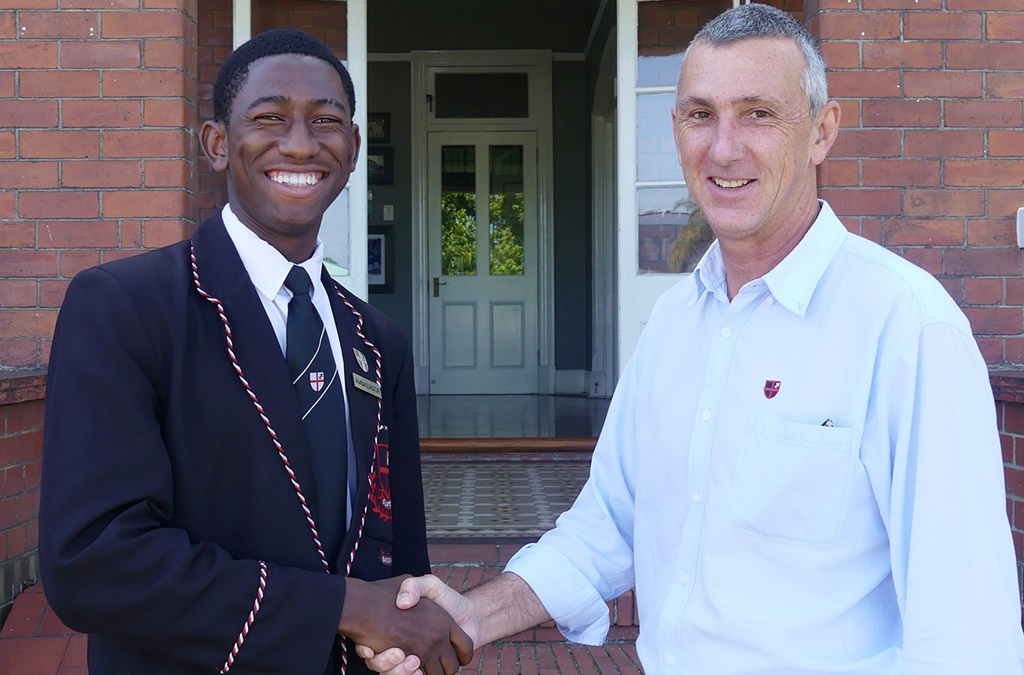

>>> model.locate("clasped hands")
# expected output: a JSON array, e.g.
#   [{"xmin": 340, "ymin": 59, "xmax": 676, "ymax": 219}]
[
  {"xmin": 352, "ymin": 575, "xmax": 474, "ymax": 675},
  {"xmin": 339, "ymin": 576, "xmax": 473, "ymax": 675}
]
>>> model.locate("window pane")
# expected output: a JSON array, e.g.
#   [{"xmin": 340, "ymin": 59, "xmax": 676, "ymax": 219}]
[
  {"xmin": 435, "ymin": 73, "xmax": 529, "ymax": 119},
  {"xmin": 489, "ymin": 145, "xmax": 525, "ymax": 276},
  {"xmin": 637, "ymin": 92, "xmax": 680, "ymax": 183},
  {"xmin": 441, "ymin": 145, "xmax": 477, "ymax": 276},
  {"xmin": 638, "ymin": 186, "xmax": 713, "ymax": 274},
  {"xmin": 637, "ymin": 0, "xmax": 732, "ymax": 86}
]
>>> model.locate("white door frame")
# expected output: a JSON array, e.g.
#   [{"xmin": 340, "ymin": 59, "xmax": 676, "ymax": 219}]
[{"xmin": 411, "ymin": 50, "xmax": 555, "ymax": 395}]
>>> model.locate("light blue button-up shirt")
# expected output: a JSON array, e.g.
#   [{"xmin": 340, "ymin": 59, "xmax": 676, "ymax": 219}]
[{"xmin": 506, "ymin": 201, "xmax": 1024, "ymax": 674}]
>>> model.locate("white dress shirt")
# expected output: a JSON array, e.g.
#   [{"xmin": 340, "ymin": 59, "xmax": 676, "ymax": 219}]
[
  {"xmin": 221, "ymin": 204, "xmax": 355, "ymax": 523},
  {"xmin": 506, "ymin": 201, "xmax": 1024, "ymax": 674}
]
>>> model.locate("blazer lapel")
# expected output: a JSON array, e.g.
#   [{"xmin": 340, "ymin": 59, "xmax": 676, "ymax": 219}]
[
  {"xmin": 191, "ymin": 217, "xmax": 322, "ymax": 522},
  {"xmin": 323, "ymin": 272, "xmax": 380, "ymax": 514}
]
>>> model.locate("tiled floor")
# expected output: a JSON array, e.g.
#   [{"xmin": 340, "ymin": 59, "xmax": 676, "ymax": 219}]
[
  {"xmin": 422, "ymin": 459, "xmax": 591, "ymax": 538},
  {"xmin": 1, "ymin": 395, "xmax": 638, "ymax": 673}
]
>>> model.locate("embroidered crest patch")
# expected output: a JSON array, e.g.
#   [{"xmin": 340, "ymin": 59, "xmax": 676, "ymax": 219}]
[
  {"xmin": 369, "ymin": 458, "xmax": 392, "ymax": 523},
  {"xmin": 763, "ymin": 379, "xmax": 781, "ymax": 399},
  {"xmin": 309, "ymin": 371, "xmax": 325, "ymax": 392}
]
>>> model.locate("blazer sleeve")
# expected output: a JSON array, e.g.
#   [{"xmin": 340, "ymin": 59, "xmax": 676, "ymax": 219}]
[{"xmin": 40, "ymin": 266, "xmax": 345, "ymax": 674}]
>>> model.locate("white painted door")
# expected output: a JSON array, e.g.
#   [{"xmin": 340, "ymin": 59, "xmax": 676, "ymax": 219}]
[{"xmin": 427, "ymin": 131, "xmax": 538, "ymax": 394}]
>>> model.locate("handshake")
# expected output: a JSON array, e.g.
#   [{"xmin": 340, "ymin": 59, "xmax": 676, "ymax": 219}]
[
  {"xmin": 340, "ymin": 573, "xmax": 475, "ymax": 675},
  {"xmin": 344, "ymin": 571, "xmax": 540, "ymax": 675}
]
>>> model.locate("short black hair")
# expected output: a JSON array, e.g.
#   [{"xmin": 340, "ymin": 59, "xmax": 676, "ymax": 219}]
[{"xmin": 212, "ymin": 28, "xmax": 356, "ymax": 124}]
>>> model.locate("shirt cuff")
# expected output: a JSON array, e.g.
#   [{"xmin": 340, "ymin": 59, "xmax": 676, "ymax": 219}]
[{"xmin": 504, "ymin": 542, "xmax": 610, "ymax": 645}]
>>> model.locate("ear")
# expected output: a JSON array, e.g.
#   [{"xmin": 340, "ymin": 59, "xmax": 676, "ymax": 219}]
[
  {"xmin": 200, "ymin": 120, "xmax": 229, "ymax": 172},
  {"xmin": 810, "ymin": 100, "xmax": 841, "ymax": 167},
  {"xmin": 348, "ymin": 122, "xmax": 362, "ymax": 168}
]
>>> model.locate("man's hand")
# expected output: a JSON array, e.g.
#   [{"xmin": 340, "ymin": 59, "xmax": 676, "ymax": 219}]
[
  {"xmin": 355, "ymin": 575, "xmax": 478, "ymax": 675},
  {"xmin": 338, "ymin": 577, "xmax": 473, "ymax": 675}
]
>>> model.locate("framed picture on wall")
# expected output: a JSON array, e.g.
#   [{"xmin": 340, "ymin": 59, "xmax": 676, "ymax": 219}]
[
  {"xmin": 367, "ymin": 146, "xmax": 394, "ymax": 186},
  {"xmin": 368, "ymin": 225, "xmax": 394, "ymax": 293},
  {"xmin": 366, "ymin": 112, "xmax": 390, "ymax": 143}
]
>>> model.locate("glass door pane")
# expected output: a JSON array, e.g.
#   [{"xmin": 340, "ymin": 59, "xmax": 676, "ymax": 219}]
[
  {"xmin": 440, "ymin": 145, "xmax": 477, "ymax": 276},
  {"xmin": 488, "ymin": 145, "xmax": 525, "ymax": 276}
]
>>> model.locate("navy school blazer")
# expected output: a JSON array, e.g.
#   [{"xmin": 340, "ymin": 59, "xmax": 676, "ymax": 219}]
[{"xmin": 40, "ymin": 214, "xmax": 429, "ymax": 674}]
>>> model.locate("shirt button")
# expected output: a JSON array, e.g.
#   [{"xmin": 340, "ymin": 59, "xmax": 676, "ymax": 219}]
[
  {"xmin": 664, "ymin": 654, "xmax": 675, "ymax": 666},
  {"xmin": 692, "ymin": 492, "xmax": 702, "ymax": 503},
  {"xmin": 767, "ymin": 297, "xmax": 775, "ymax": 305},
  {"xmin": 701, "ymin": 410, "xmax": 711, "ymax": 421},
  {"xmin": 679, "ymin": 573, "xmax": 689, "ymax": 585},
  {"xmin": 721, "ymin": 327, "xmax": 732, "ymax": 338}
]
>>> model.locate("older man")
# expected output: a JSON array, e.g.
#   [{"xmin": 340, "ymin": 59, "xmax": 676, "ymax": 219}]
[{"xmin": 361, "ymin": 4, "xmax": 1024, "ymax": 674}]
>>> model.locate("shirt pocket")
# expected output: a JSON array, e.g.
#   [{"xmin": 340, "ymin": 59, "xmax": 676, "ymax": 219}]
[{"xmin": 727, "ymin": 410, "xmax": 859, "ymax": 549}]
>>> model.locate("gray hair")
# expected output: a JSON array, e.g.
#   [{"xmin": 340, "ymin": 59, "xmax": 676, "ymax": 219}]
[{"xmin": 682, "ymin": 3, "xmax": 829, "ymax": 116}]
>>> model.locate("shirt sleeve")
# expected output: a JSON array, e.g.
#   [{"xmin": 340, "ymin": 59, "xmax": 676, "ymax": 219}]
[
  {"xmin": 870, "ymin": 320, "xmax": 1024, "ymax": 673},
  {"xmin": 505, "ymin": 341, "xmax": 645, "ymax": 645}
]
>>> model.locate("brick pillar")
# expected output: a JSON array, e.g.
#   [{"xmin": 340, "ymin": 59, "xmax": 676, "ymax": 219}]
[
  {"xmin": 0, "ymin": 0, "xmax": 199, "ymax": 370},
  {"xmin": 806, "ymin": 0, "xmax": 1024, "ymax": 366}
]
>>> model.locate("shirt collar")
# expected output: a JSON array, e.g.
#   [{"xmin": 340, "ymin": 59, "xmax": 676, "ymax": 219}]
[
  {"xmin": 221, "ymin": 204, "xmax": 326, "ymax": 301},
  {"xmin": 688, "ymin": 200, "xmax": 847, "ymax": 314},
  {"xmin": 762, "ymin": 200, "xmax": 846, "ymax": 316}
]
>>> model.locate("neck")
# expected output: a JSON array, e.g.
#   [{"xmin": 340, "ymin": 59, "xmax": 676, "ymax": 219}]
[{"xmin": 719, "ymin": 201, "xmax": 821, "ymax": 300}]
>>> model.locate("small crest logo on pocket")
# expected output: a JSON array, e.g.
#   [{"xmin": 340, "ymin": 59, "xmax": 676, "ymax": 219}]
[{"xmin": 763, "ymin": 379, "xmax": 781, "ymax": 399}]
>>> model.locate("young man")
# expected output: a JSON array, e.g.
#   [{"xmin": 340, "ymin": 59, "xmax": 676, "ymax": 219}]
[
  {"xmin": 361, "ymin": 5, "xmax": 1024, "ymax": 674},
  {"xmin": 40, "ymin": 30, "xmax": 470, "ymax": 675}
]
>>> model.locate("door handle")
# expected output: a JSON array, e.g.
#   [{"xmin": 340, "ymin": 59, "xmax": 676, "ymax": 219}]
[{"xmin": 432, "ymin": 277, "xmax": 447, "ymax": 297}]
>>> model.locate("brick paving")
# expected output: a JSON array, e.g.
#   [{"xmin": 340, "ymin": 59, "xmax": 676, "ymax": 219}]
[{"xmin": 0, "ymin": 456, "xmax": 641, "ymax": 673}]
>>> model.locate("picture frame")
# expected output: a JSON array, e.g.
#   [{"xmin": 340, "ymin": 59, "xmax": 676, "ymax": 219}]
[
  {"xmin": 367, "ymin": 146, "xmax": 394, "ymax": 186},
  {"xmin": 366, "ymin": 112, "xmax": 390, "ymax": 143},
  {"xmin": 368, "ymin": 225, "xmax": 394, "ymax": 293}
]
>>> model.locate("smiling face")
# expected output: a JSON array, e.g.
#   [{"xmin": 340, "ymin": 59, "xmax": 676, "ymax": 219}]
[
  {"xmin": 201, "ymin": 53, "xmax": 361, "ymax": 262},
  {"xmin": 672, "ymin": 37, "xmax": 839, "ymax": 260}
]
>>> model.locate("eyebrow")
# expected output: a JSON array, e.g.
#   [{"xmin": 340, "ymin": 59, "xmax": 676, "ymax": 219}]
[
  {"xmin": 246, "ymin": 95, "xmax": 350, "ymax": 115},
  {"xmin": 677, "ymin": 94, "xmax": 778, "ymax": 109}
]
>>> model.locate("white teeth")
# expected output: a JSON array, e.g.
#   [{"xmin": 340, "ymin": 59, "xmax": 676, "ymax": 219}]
[
  {"xmin": 713, "ymin": 178, "xmax": 751, "ymax": 188},
  {"xmin": 269, "ymin": 171, "xmax": 322, "ymax": 186}
]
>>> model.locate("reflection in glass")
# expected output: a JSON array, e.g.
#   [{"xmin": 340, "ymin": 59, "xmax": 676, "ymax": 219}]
[
  {"xmin": 441, "ymin": 146, "xmax": 477, "ymax": 276},
  {"xmin": 637, "ymin": 187, "xmax": 714, "ymax": 274},
  {"xmin": 489, "ymin": 146, "xmax": 525, "ymax": 276},
  {"xmin": 638, "ymin": 53, "xmax": 685, "ymax": 88},
  {"xmin": 637, "ymin": 92, "xmax": 681, "ymax": 183},
  {"xmin": 637, "ymin": 0, "xmax": 732, "ymax": 86},
  {"xmin": 435, "ymin": 74, "xmax": 529, "ymax": 118}
]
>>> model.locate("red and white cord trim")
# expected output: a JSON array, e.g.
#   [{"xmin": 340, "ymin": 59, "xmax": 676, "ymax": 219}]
[
  {"xmin": 220, "ymin": 561, "xmax": 268, "ymax": 674},
  {"xmin": 192, "ymin": 246, "xmax": 388, "ymax": 675},
  {"xmin": 332, "ymin": 282, "xmax": 387, "ymax": 674}
]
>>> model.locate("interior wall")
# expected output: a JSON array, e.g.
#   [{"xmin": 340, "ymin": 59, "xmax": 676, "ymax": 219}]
[
  {"xmin": 552, "ymin": 61, "xmax": 592, "ymax": 372},
  {"xmin": 366, "ymin": 61, "xmax": 414, "ymax": 341}
]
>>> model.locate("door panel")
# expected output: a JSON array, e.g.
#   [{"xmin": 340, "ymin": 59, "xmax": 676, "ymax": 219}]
[{"xmin": 428, "ymin": 132, "xmax": 538, "ymax": 394}]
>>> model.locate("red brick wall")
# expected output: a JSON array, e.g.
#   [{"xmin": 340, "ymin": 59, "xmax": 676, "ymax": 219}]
[
  {"xmin": 996, "ymin": 392, "xmax": 1024, "ymax": 610},
  {"xmin": 0, "ymin": 375, "xmax": 45, "ymax": 626},
  {"xmin": 0, "ymin": 0, "xmax": 200, "ymax": 370},
  {"xmin": 196, "ymin": 0, "xmax": 348, "ymax": 223},
  {"xmin": 807, "ymin": 0, "xmax": 1024, "ymax": 366}
]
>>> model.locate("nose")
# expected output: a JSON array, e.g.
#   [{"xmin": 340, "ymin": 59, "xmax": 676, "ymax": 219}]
[
  {"xmin": 707, "ymin": 117, "xmax": 744, "ymax": 166},
  {"xmin": 278, "ymin": 120, "xmax": 319, "ymax": 159}
]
